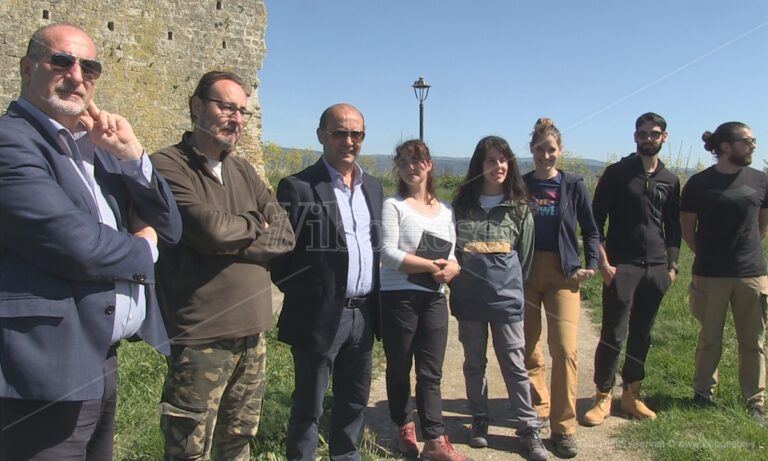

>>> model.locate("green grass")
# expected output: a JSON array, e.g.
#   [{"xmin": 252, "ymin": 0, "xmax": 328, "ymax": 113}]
[
  {"xmin": 114, "ymin": 324, "xmax": 391, "ymax": 460},
  {"xmin": 580, "ymin": 243, "xmax": 768, "ymax": 461},
  {"xmin": 114, "ymin": 342, "xmax": 166, "ymax": 460}
]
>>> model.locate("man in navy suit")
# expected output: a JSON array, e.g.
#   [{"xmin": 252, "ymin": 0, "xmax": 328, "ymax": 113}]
[
  {"xmin": 0, "ymin": 23, "xmax": 181, "ymax": 460},
  {"xmin": 272, "ymin": 103, "xmax": 383, "ymax": 461}
]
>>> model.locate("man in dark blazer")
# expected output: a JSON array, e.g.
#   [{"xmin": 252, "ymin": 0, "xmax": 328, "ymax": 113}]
[
  {"xmin": 272, "ymin": 103, "xmax": 382, "ymax": 461},
  {"xmin": 0, "ymin": 24, "xmax": 181, "ymax": 460}
]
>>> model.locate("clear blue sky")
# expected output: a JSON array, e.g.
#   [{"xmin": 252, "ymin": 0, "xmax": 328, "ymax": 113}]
[{"xmin": 259, "ymin": 0, "xmax": 767, "ymax": 169}]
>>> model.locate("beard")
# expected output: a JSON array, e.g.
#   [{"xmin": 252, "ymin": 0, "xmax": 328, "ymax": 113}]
[
  {"xmin": 637, "ymin": 142, "xmax": 662, "ymax": 157},
  {"xmin": 45, "ymin": 83, "xmax": 87, "ymax": 116},
  {"xmin": 213, "ymin": 124, "xmax": 241, "ymax": 149},
  {"xmin": 45, "ymin": 94, "xmax": 86, "ymax": 116},
  {"xmin": 194, "ymin": 118, "xmax": 241, "ymax": 151},
  {"xmin": 729, "ymin": 152, "xmax": 752, "ymax": 167}
]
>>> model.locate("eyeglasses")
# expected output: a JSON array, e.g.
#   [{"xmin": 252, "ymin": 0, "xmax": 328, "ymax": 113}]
[
  {"xmin": 204, "ymin": 98, "xmax": 253, "ymax": 123},
  {"xmin": 44, "ymin": 52, "xmax": 102, "ymax": 79},
  {"xmin": 636, "ymin": 130, "xmax": 665, "ymax": 141},
  {"xmin": 323, "ymin": 129, "xmax": 366, "ymax": 142},
  {"xmin": 731, "ymin": 137, "xmax": 757, "ymax": 148}
]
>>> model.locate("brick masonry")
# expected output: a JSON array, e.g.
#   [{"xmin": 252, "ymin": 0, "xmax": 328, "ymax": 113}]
[{"xmin": 0, "ymin": 0, "xmax": 267, "ymax": 172}]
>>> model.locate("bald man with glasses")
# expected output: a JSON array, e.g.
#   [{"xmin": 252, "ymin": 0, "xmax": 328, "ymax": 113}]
[
  {"xmin": 272, "ymin": 103, "xmax": 383, "ymax": 461},
  {"xmin": 0, "ymin": 23, "xmax": 181, "ymax": 460}
]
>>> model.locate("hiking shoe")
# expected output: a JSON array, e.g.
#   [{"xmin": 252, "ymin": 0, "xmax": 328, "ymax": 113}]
[
  {"xmin": 420, "ymin": 435, "xmax": 470, "ymax": 461},
  {"xmin": 692, "ymin": 392, "xmax": 715, "ymax": 408},
  {"xmin": 397, "ymin": 421, "xmax": 419, "ymax": 457},
  {"xmin": 469, "ymin": 417, "xmax": 488, "ymax": 448},
  {"xmin": 583, "ymin": 389, "xmax": 612, "ymax": 426},
  {"xmin": 620, "ymin": 381, "xmax": 656, "ymax": 420},
  {"xmin": 551, "ymin": 433, "xmax": 578, "ymax": 458},
  {"xmin": 748, "ymin": 404, "xmax": 766, "ymax": 427},
  {"xmin": 521, "ymin": 429, "xmax": 548, "ymax": 461}
]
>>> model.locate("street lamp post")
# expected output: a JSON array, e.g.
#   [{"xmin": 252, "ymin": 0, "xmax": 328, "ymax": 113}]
[{"xmin": 412, "ymin": 76, "xmax": 431, "ymax": 140}]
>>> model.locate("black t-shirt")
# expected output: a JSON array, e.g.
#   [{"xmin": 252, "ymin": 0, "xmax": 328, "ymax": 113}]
[
  {"xmin": 527, "ymin": 172, "xmax": 561, "ymax": 252},
  {"xmin": 680, "ymin": 166, "xmax": 768, "ymax": 277}
]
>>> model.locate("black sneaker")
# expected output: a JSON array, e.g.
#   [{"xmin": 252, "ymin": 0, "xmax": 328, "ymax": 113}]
[
  {"xmin": 551, "ymin": 433, "xmax": 578, "ymax": 458},
  {"xmin": 692, "ymin": 392, "xmax": 714, "ymax": 408},
  {"xmin": 521, "ymin": 429, "xmax": 548, "ymax": 461},
  {"xmin": 748, "ymin": 404, "xmax": 765, "ymax": 427},
  {"xmin": 469, "ymin": 417, "xmax": 488, "ymax": 448}
]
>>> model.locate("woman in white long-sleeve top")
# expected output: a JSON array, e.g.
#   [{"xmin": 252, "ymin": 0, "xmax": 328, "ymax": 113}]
[{"xmin": 380, "ymin": 139, "xmax": 468, "ymax": 461}]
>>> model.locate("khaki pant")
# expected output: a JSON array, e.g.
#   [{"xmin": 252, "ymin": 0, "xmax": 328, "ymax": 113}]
[
  {"xmin": 160, "ymin": 334, "xmax": 267, "ymax": 461},
  {"xmin": 523, "ymin": 251, "xmax": 581, "ymax": 435},
  {"xmin": 690, "ymin": 275, "xmax": 768, "ymax": 406}
]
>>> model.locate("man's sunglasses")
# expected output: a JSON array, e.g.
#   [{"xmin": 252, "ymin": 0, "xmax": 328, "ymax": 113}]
[
  {"xmin": 45, "ymin": 53, "xmax": 103, "ymax": 79},
  {"xmin": 323, "ymin": 129, "xmax": 366, "ymax": 142}
]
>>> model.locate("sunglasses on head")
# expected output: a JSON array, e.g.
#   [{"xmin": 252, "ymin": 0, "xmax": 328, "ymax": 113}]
[{"xmin": 45, "ymin": 53, "xmax": 102, "ymax": 79}]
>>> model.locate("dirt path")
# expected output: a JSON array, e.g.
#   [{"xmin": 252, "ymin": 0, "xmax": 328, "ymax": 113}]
[
  {"xmin": 270, "ymin": 285, "xmax": 649, "ymax": 460},
  {"xmin": 362, "ymin": 300, "xmax": 650, "ymax": 460}
]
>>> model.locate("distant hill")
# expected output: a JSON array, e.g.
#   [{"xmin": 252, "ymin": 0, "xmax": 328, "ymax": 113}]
[
  {"xmin": 386, "ymin": 155, "xmax": 606, "ymax": 177},
  {"xmin": 272, "ymin": 147, "xmax": 607, "ymax": 177},
  {"xmin": 268, "ymin": 146, "xmax": 703, "ymax": 182}
]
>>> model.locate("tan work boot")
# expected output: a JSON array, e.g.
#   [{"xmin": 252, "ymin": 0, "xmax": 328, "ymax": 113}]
[
  {"xmin": 583, "ymin": 389, "xmax": 612, "ymax": 426},
  {"xmin": 420, "ymin": 435, "xmax": 471, "ymax": 461},
  {"xmin": 620, "ymin": 381, "xmax": 657, "ymax": 420}
]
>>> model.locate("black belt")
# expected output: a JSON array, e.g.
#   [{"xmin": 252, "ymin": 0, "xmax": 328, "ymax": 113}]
[{"xmin": 343, "ymin": 295, "xmax": 369, "ymax": 309}]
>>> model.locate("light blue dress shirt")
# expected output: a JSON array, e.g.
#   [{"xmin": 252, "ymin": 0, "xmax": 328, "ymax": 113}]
[{"xmin": 322, "ymin": 158, "xmax": 374, "ymax": 298}]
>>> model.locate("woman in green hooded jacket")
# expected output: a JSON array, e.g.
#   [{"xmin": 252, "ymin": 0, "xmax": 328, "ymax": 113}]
[{"xmin": 450, "ymin": 136, "xmax": 547, "ymax": 461}]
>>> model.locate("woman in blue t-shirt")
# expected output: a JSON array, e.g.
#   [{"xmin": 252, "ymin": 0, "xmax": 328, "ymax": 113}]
[{"xmin": 522, "ymin": 118, "xmax": 600, "ymax": 459}]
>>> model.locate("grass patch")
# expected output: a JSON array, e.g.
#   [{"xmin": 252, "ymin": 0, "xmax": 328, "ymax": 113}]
[
  {"xmin": 114, "ymin": 342, "xmax": 166, "ymax": 460},
  {"xmin": 581, "ymin": 243, "xmax": 768, "ymax": 461},
  {"xmin": 115, "ymin": 322, "xmax": 391, "ymax": 460}
]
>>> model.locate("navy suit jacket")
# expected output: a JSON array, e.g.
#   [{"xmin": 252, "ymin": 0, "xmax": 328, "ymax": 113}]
[
  {"xmin": 271, "ymin": 159, "xmax": 382, "ymax": 352},
  {"xmin": 0, "ymin": 102, "xmax": 182, "ymax": 401}
]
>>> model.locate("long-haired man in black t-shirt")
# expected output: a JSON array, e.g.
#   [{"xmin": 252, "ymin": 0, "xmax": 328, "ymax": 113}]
[{"xmin": 680, "ymin": 121, "xmax": 768, "ymax": 426}]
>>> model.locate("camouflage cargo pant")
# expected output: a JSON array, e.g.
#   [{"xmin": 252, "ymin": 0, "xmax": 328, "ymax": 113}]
[{"xmin": 159, "ymin": 333, "xmax": 266, "ymax": 461}]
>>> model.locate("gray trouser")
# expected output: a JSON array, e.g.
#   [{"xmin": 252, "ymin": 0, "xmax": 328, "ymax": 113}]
[{"xmin": 458, "ymin": 319, "xmax": 540, "ymax": 435}]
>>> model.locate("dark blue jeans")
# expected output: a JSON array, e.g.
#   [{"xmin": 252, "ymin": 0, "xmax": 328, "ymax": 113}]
[
  {"xmin": 285, "ymin": 302, "xmax": 374, "ymax": 461},
  {"xmin": 381, "ymin": 290, "xmax": 448, "ymax": 440}
]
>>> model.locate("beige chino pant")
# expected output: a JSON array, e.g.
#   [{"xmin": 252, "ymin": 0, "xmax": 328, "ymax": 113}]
[
  {"xmin": 523, "ymin": 251, "xmax": 581, "ymax": 435},
  {"xmin": 689, "ymin": 275, "xmax": 768, "ymax": 406}
]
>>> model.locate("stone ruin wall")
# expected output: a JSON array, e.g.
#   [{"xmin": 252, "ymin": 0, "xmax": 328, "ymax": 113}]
[{"xmin": 0, "ymin": 0, "xmax": 267, "ymax": 171}]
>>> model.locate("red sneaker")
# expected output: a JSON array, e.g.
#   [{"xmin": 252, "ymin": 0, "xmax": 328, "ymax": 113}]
[
  {"xmin": 420, "ymin": 435, "xmax": 470, "ymax": 461},
  {"xmin": 397, "ymin": 421, "xmax": 419, "ymax": 457}
]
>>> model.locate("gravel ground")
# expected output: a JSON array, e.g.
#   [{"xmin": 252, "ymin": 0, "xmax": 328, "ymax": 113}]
[
  {"xmin": 362, "ymin": 298, "xmax": 650, "ymax": 461},
  {"xmin": 271, "ymin": 285, "xmax": 650, "ymax": 460}
]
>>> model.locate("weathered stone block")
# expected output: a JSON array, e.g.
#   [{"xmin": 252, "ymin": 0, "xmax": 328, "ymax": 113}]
[{"xmin": 0, "ymin": 0, "xmax": 267, "ymax": 173}]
